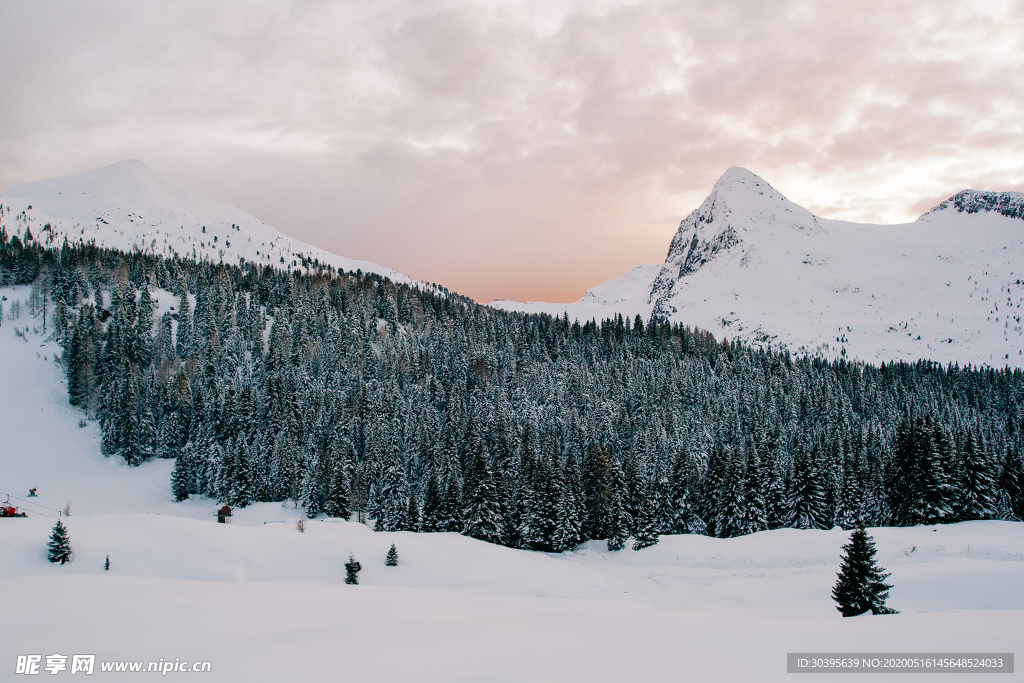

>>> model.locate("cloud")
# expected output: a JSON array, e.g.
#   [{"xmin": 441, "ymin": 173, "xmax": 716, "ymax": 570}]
[{"xmin": 1, "ymin": 0, "xmax": 1022, "ymax": 302}]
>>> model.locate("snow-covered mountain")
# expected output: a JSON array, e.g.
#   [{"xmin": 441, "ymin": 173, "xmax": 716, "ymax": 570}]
[
  {"xmin": 494, "ymin": 167, "xmax": 1024, "ymax": 368},
  {"xmin": 5, "ymin": 160, "xmax": 1023, "ymax": 367},
  {"xmin": 0, "ymin": 159, "xmax": 413, "ymax": 283}
]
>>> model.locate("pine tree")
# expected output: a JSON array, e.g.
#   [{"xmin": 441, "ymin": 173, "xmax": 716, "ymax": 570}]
[
  {"xmin": 104, "ymin": 554, "xmax": 110, "ymax": 571},
  {"xmin": 420, "ymin": 473, "xmax": 444, "ymax": 532},
  {"xmin": 552, "ymin": 478, "xmax": 583, "ymax": 552},
  {"xmin": 789, "ymin": 444, "xmax": 828, "ymax": 530},
  {"xmin": 462, "ymin": 444, "xmax": 504, "ymax": 544},
  {"xmin": 325, "ymin": 459, "xmax": 352, "ymax": 520},
  {"xmin": 605, "ymin": 458, "xmax": 630, "ymax": 551},
  {"xmin": 385, "ymin": 543, "xmax": 399, "ymax": 566},
  {"xmin": 739, "ymin": 448, "xmax": 768, "ymax": 535},
  {"xmin": 47, "ymin": 520, "xmax": 73, "ymax": 564},
  {"xmin": 908, "ymin": 421, "xmax": 955, "ymax": 525},
  {"xmin": 959, "ymin": 431, "xmax": 997, "ymax": 521},
  {"xmin": 171, "ymin": 448, "xmax": 193, "ymax": 502},
  {"xmin": 999, "ymin": 447, "xmax": 1024, "ymax": 520},
  {"xmin": 831, "ymin": 528, "xmax": 898, "ymax": 617},
  {"xmin": 631, "ymin": 488, "xmax": 659, "ymax": 551},
  {"xmin": 344, "ymin": 553, "xmax": 362, "ymax": 584},
  {"xmin": 405, "ymin": 493, "xmax": 420, "ymax": 532}
]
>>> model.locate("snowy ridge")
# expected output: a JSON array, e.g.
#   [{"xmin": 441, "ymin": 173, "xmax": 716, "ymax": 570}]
[
  {"xmin": 496, "ymin": 168, "xmax": 1024, "ymax": 368},
  {"xmin": 922, "ymin": 188, "xmax": 1024, "ymax": 222},
  {"xmin": 489, "ymin": 264, "xmax": 661, "ymax": 320},
  {"xmin": 0, "ymin": 160, "xmax": 414, "ymax": 284}
]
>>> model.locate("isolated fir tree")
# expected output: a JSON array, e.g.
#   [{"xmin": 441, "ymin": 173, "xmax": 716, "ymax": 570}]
[
  {"xmin": 831, "ymin": 528, "xmax": 897, "ymax": 617},
  {"xmin": 47, "ymin": 520, "xmax": 73, "ymax": 564},
  {"xmin": 385, "ymin": 543, "xmax": 399, "ymax": 567},
  {"xmin": 104, "ymin": 554, "xmax": 110, "ymax": 571},
  {"xmin": 344, "ymin": 553, "xmax": 362, "ymax": 585}
]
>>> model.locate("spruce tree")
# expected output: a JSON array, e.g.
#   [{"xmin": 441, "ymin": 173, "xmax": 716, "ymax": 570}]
[
  {"xmin": 104, "ymin": 554, "xmax": 110, "ymax": 571},
  {"xmin": 420, "ymin": 473, "xmax": 444, "ymax": 532},
  {"xmin": 631, "ymin": 490, "xmax": 659, "ymax": 551},
  {"xmin": 47, "ymin": 520, "xmax": 73, "ymax": 564},
  {"xmin": 325, "ymin": 460, "xmax": 352, "ymax": 520},
  {"xmin": 405, "ymin": 494, "xmax": 420, "ymax": 532},
  {"xmin": 385, "ymin": 543, "xmax": 399, "ymax": 566},
  {"xmin": 959, "ymin": 431, "xmax": 997, "ymax": 521},
  {"xmin": 344, "ymin": 553, "xmax": 362, "ymax": 585},
  {"xmin": 1000, "ymin": 448, "xmax": 1024, "ymax": 520},
  {"xmin": 462, "ymin": 445, "xmax": 504, "ymax": 545},
  {"xmin": 831, "ymin": 528, "xmax": 897, "ymax": 617},
  {"xmin": 789, "ymin": 445, "xmax": 828, "ymax": 530},
  {"xmin": 605, "ymin": 458, "xmax": 630, "ymax": 551}
]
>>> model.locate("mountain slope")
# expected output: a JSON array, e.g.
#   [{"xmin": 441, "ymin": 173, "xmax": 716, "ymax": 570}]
[
  {"xmin": 0, "ymin": 159, "xmax": 413, "ymax": 283},
  {"xmin": 495, "ymin": 168, "xmax": 1024, "ymax": 367}
]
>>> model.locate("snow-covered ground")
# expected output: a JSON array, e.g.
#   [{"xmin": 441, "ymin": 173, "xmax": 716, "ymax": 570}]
[
  {"xmin": 1, "ymin": 286, "xmax": 1022, "ymax": 682},
  {"xmin": 495, "ymin": 168, "xmax": 1024, "ymax": 369}
]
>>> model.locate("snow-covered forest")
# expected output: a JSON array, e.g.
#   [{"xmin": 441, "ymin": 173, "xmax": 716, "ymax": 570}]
[{"xmin": 3, "ymin": 229, "xmax": 1022, "ymax": 553}]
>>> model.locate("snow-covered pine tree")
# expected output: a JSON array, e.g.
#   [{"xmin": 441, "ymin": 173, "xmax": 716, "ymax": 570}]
[
  {"xmin": 831, "ymin": 527, "xmax": 897, "ymax": 617},
  {"xmin": 461, "ymin": 442, "xmax": 504, "ymax": 545},
  {"xmin": 406, "ymin": 492, "xmax": 420, "ymax": 532},
  {"xmin": 909, "ymin": 419, "xmax": 955, "ymax": 525},
  {"xmin": 959, "ymin": 430, "xmax": 998, "ymax": 521},
  {"xmin": 344, "ymin": 553, "xmax": 362, "ymax": 584},
  {"xmin": 170, "ymin": 446, "xmax": 194, "ymax": 501},
  {"xmin": 605, "ymin": 457, "xmax": 630, "ymax": 551},
  {"xmin": 552, "ymin": 468, "xmax": 583, "ymax": 552},
  {"xmin": 420, "ymin": 472, "xmax": 443, "ymax": 532},
  {"xmin": 631, "ymin": 487, "xmax": 659, "ymax": 550},
  {"xmin": 739, "ymin": 447, "xmax": 768, "ymax": 535},
  {"xmin": 47, "ymin": 520, "xmax": 73, "ymax": 564},
  {"xmin": 789, "ymin": 442, "xmax": 828, "ymax": 530},
  {"xmin": 1001, "ymin": 447, "xmax": 1024, "ymax": 520},
  {"xmin": 713, "ymin": 450, "xmax": 746, "ymax": 538},
  {"xmin": 385, "ymin": 543, "xmax": 399, "ymax": 566},
  {"xmin": 325, "ymin": 457, "xmax": 352, "ymax": 520}
]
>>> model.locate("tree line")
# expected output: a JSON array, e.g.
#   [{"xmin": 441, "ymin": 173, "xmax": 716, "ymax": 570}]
[{"xmin": 2, "ymin": 226, "xmax": 1023, "ymax": 552}]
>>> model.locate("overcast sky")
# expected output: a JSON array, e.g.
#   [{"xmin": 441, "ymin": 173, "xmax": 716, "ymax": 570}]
[{"xmin": 1, "ymin": 1, "xmax": 1022, "ymax": 303}]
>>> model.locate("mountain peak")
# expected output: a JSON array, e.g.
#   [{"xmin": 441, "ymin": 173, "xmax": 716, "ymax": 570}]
[
  {"xmin": 713, "ymin": 165, "xmax": 764, "ymax": 188},
  {"xmin": 919, "ymin": 188, "xmax": 1024, "ymax": 222},
  {"xmin": 0, "ymin": 160, "xmax": 414, "ymax": 285},
  {"xmin": 709, "ymin": 166, "xmax": 791, "ymax": 206}
]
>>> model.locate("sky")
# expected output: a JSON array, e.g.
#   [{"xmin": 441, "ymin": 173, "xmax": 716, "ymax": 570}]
[{"xmin": 1, "ymin": 1, "xmax": 1023, "ymax": 303}]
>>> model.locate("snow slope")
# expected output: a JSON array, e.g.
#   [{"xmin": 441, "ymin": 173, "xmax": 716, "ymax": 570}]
[
  {"xmin": 490, "ymin": 263, "xmax": 661, "ymax": 321},
  {"xmin": 495, "ymin": 168, "xmax": 1024, "ymax": 368},
  {"xmin": 2, "ymin": 287, "xmax": 1023, "ymax": 682},
  {"xmin": 0, "ymin": 160, "xmax": 413, "ymax": 283}
]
